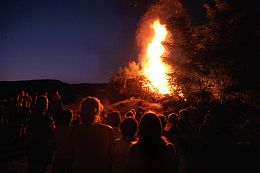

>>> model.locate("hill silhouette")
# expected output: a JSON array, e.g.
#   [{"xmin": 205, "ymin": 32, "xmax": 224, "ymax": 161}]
[{"xmin": 0, "ymin": 79, "xmax": 108, "ymax": 104}]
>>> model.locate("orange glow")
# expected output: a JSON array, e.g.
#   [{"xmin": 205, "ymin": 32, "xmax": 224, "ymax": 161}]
[{"xmin": 141, "ymin": 20, "xmax": 172, "ymax": 95}]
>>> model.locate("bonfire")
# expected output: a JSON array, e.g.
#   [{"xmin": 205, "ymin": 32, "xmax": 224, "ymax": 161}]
[{"xmin": 140, "ymin": 19, "xmax": 172, "ymax": 95}]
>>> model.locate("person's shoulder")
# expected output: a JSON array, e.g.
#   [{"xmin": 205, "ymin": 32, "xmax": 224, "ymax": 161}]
[
  {"xmin": 95, "ymin": 123, "xmax": 114, "ymax": 139},
  {"xmin": 128, "ymin": 141, "xmax": 138, "ymax": 152},
  {"xmin": 46, "ymin": 115, "xmax": 55, "ymax": 128},
  {"xmin": 165, "ymin": 142, "xmax": 174, "ymax": 148},
  {"xmin": 96, "ymin": 123, "xmax": 113, "ymax": 131},
  {"xmin": 114, "ymin": 138, "xmax": 121, "ymax": 143},
  {"xmin": 164, "ymin": 142, "xmax": 176, "ymax": 156},
  {"xmin": 114, "ymin": 138, "xmax": 128, "ymax": 145},
  {"xmin": 114, "ymin": 138, "xmax": 122, "ymax": 146}
]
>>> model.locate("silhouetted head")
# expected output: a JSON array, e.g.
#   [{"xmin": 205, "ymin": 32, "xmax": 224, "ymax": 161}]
[
  {"xmin": 135, "ymin": 107, "xmax": 145, "ymax": 121},
  {"xmin": 36, "ymin": 95, "xmax": 48, "ymax": 112},
  {"xmin": 53, "ymin": 91, "xmax": 61, "ymax": 101},
  {"xmin": 138, "ymin": 112, "xmax": 162, "ymax": 143},
  {"xmin": 179, "ymin": 108, "xmax": 190, "ymax": 121},
  {"xmin": 120, "ymin": 117, "xmax": 138, "ymax": 140},
  {"xmin": 125, "ymin": 110, "xmax": 135, "ymax": 118},
  {"xmin": 106, "ymin": 110, "xmax": 121, "ymax": 128},
  {"xmin": 80, "ymin": 96, "xmax": 103, "ymax": 125},
  {"xmin": 158, "ymin": 114, "xmax": 166, "ymax": 130},
  {"xmin": 168, "ymin": 113, "xmax": 179, "ymax": 126},
  {"xmin": 58, "ymin": 109, "xmax": 73, "ymax": 126}
]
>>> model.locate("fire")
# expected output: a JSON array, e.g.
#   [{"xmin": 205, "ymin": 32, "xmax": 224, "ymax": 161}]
[{"xmin": 141, "ymin": 19, "xmax": 172, "ymax": 95}]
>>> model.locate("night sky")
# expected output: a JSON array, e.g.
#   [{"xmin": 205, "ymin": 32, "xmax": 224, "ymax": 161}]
[{"xmin": 0, "ymin": 0, "xmax": 211, "ymax": 83}]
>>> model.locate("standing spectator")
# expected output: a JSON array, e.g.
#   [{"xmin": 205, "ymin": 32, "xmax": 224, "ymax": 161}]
[
  {"xmin": 72, "ymin": 96, "xmax": 114, "ymax": 173},
  {"xmin": 106, "ymin": 111, "xmax": 122, "ymax": 139},
  {"xmin": 6, "ymin": 95, "xmax": 20, "ymax": 134},
  {"xmin": 30, "ymin": 92, "xmax": 38, "ymax": 111},
  {"xmin": 178, "ymin": 109, "xmax": 194, "ymax": 173},
  {"xmin": 17, "ymin": 90, "xmax": 25, "ymax": 104},
  {"xmin": 158, "ymin": 114, "xmax": 167, "ymax": 136},
  {"xmin": 166, "ymin": 113, "xmax": 181, "ymax": 171},
  {"xmin": 112, "ymin": 117, "xmax": 138, "ymax": 173},
  {"xmin": 22, "ymin": 91, "xmax": 32, "ymax": 107},
  {"xmin": 52, "ymin": 109, "xmax": 73, "ymax": 173},
  {"xmin": 178, "ymin": 109, "xmax": 194, "ymax": 155},
  {"xmin": 49, "ymin": 91, "xmax": 62, "ymax": 125},
  {"xmin": 127, "ymin": 112, "xmax": 178, "ymax": 173},
  {"xmin": 18, "ymin": 99, "xmax": 31, "ymax": 137},
  {"xmin": 166, "ymin": 113, "xmax": 180, "ymax": 148},
  {"xmin": 27, "ymin": 95, "xmax": 55, "ymax": 173}
]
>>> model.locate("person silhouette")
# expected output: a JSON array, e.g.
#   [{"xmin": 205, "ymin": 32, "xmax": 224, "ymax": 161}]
[
  {"xmin": 71, "ymin": 96, "xmax": 114, "ymax": 173},
  {"xmin": 52, "ymin": 108, "xmax": 73, "ymax": 173},
  {"xmin": 127, "ymin": 112, "xmax": 178, "ymax": 173},
  {"xmin": 27, "ymin": 95, "xmax": 55, "ymax": 173},
  {"xmin": 112, "ymin": 117, "xmax": 138, "ymax": 173},
  {"xmin": 106, "ymin": 110, "xmax": 122, "ymax": 139}
]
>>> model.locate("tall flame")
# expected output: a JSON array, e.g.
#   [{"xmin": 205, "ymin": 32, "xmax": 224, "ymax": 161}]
[{"xmin": 142, "ymin": 20, "xmax": 171, "ymax": 95}]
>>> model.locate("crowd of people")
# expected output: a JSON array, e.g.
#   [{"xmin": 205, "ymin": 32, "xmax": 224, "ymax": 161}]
[{"xmin": 0, "ymin": 90, "xmax": 259, "ymax": 173}]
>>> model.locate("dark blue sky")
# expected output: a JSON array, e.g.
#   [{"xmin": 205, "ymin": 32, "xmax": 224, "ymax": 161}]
[{"xmin": 0, "ymin": 0, "xmax": 210, "ymax": 83}]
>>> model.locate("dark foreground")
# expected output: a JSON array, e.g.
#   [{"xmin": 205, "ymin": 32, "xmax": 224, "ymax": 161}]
[{"xmin": 0, "ymin": 87, "xmax": 259, "ymax": 173}]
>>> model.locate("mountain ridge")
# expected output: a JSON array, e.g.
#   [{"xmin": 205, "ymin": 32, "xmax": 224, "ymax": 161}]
[{"xmin": 0, "ymin": 79, "xmax": 108, "ymax": 104}]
